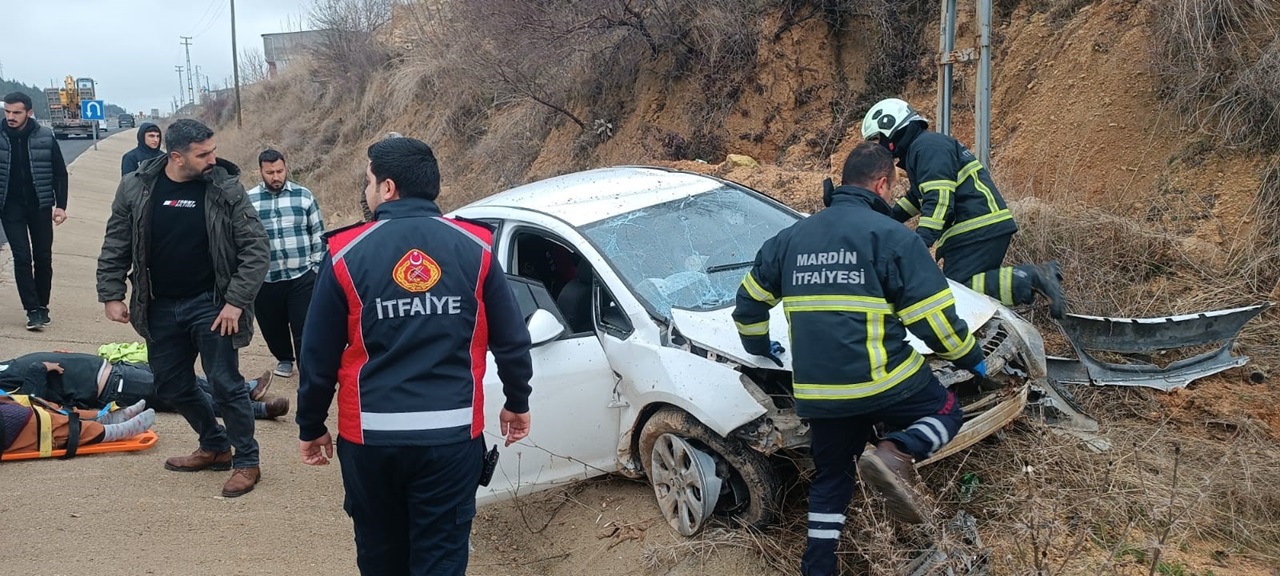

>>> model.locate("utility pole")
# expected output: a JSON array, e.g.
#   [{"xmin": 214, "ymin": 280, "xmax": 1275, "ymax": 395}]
[
  {"xmin": 231, "ymin": 0, "xmax": 243, "ymax": 128},
  {"xmin": 175, "ymin": 66, "xmax": 185, "ymax": 110},
  {"xmin": 181, "ymin": 36, "xmax": 196, "ymax": 105},
  {"xmin": 936, "ymin": 0, "xmax": 994, "ymax": 168},
  {"xmin": 196, "ymin": 65, "xmax": 204, "ymax": 102}
]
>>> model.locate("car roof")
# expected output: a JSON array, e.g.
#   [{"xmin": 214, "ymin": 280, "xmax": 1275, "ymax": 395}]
[{"xmin": 459, "ymin": 166, "xmax": 727, "ymax": 227}]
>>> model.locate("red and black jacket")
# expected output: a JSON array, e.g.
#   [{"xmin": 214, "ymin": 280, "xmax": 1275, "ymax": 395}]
[{"xmin": 296, "ymin": 197, "xmax": 533, "ymax": 446}]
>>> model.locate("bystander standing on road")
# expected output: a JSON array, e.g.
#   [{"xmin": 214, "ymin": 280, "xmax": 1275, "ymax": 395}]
[
  {"xmin": 2, "ymin": 92, "xmax": 69, "ymax": 331},
  {"xmin": 247, "ymin": 148, "xmax": 325, "ymax": 379},
  {"xmin": 120, "ymin": 123, "xmax": 164, "ymax": 176},
  {"xmin": 96, "ymin": 119, "xmax": 269, "ymax": 498}
]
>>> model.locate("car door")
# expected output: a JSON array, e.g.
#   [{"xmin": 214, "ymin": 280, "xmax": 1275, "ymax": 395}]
[{"xmin": 475, "ymin": 228, "xmax": 622, "ymax": 506}]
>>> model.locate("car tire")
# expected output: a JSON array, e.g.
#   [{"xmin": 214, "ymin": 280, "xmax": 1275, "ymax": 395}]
[{"xmin": 638, "ymin": 407, "xmax": 780, "ymax": 535}]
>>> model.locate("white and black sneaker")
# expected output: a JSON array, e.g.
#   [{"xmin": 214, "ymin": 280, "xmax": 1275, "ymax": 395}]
[
  {"xmin": 38, "ymin": 307, "xmax": 51, "ymax": 326},
  {"xmin": 25, "ymin": 309, "xmax": 45, "ymax": 331}
]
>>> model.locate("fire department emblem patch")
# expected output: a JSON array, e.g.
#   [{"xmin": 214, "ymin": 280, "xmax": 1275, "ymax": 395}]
[{"xmin": 392, "ymin": 249, "xmax": 442, "ymax": 293}]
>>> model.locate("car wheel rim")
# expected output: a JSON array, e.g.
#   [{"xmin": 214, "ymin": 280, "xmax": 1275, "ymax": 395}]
[{"xmin": 649, "ymin": 433, "xmax": 722, "ymax": 536}]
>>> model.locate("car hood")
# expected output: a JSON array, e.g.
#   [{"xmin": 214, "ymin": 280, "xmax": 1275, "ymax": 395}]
[{"xmin": 669, "ymin": 279, "xmax": 1000, "ymax": 370}]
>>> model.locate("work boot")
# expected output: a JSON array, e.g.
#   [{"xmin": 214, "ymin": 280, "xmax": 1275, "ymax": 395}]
[
  {"xmin": 249, "ymin": 370, "xmax": 274, "ymax": 401},
  {"xmin": 264, "ymin": 396, "xmax": 290, "ymax": 419},
  {"xmin": 1031, "ymin": 261, "xmax": 1066, "ymax": 319},
  {"xmin": 164, "ymin": 448, "xmax": 232, "ymax": 472},
  {"xmin": 857, "ymin": 441, "xmax": 926, "ymax": 524},
  {"xmin": 222, "ymin": 467, "xmax": 261, "ymax": 498}
]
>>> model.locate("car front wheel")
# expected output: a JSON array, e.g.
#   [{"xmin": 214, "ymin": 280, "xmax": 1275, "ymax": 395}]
[{"xmin": 638, "ymin": 407, "xmax": 780, "ymax": 536}]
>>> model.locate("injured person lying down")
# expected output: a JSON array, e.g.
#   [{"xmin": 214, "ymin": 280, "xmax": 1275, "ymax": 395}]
[
  {"xmin": 0, "ymin": 351, "xmax": 289, "ymax": 420},
  {"xmin": 0, "ymin": 396, "xmax": 155, "ymax": 457}
]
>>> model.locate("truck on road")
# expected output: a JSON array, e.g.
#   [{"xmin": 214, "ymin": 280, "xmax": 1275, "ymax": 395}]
[{"xmin": 44, "ymin": 76, "xmax": 97, "ymax": 139}]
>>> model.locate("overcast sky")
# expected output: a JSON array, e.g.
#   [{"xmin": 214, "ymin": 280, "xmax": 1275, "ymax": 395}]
[{"xmin": 0, "ymin": 0, "xmax": 314, "ymax": 113}]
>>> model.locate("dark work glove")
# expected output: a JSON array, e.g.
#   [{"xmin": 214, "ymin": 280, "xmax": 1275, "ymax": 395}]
[
  {"xmin": 762, "ymin": 340, "xmax": 786, "ymax": 367},
  {"xmin": 743, "ymin": 339, "xmax": 786, "ymax": 367}
]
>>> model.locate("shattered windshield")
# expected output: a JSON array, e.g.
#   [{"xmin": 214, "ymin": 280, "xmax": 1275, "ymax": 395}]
[{"xmin": 581, "ymin": 185, "xmax": 800, "ymax": 319}]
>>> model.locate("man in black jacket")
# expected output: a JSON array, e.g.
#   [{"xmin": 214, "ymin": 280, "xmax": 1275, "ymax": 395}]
[
  {"xmin": 735, "ymin": 143, "xmax": 986, "ymax": 576},
  {"xmin": 297, "ymin": 137, "xmax": 533, "ymax": 576},
  {"xmin": 96, "ymin": 119, "xmax": 270, "ymax": 498},
  {"xmin": 861, "ymin": 97, "xmax": 1067, "ymax": 318},
  {"xmin": 1, "ymin": 92, "xmax": 69, "ymax": 331},
  {"xmin": 120, "ymin": 123, "xmax": 164, "ymax": 176}
]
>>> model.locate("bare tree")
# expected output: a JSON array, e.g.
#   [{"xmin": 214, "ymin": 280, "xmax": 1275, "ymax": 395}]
[
  {"xmin": 240, "ymin": 48, "xmax": 269, "ymax": 85},
  {"xmin": 309, "ymin": 0, "xmax": 397, "ymax": 87}
]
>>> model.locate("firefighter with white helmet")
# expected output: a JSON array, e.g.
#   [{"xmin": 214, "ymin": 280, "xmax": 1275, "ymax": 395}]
[{"xmin": 860, "ymin": 97, "xmax": 1066, "ymax": 318}]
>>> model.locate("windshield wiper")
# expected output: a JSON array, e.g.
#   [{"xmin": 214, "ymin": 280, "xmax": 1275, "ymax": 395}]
[{"xmin": 706, "ymin": 261, "xmax": 753, "ymax": 274}]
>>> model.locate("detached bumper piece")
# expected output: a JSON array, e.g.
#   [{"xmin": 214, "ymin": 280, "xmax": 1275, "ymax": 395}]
[{"xmin": 1048, "ymin": 304, "xmax": 1270, "ymax": 392}]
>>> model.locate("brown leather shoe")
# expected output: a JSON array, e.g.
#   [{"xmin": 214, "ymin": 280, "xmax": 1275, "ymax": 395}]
[
  {"xmin": 222, "ymin": 467, "xmax": 261, "ymax": 498},
  {"xmin": 857, "ymin": 441, "xmax": 926, "ymax": 524},
  {"xmin": 250, "ymin": 370, "xmax": 274, "ymax": 401},
  {"xmin": 165, "ymin": 448, "xmax": 232, "ymax": 472},
  {"xmin": 264, "ymin": 396, "xmax": 290, "ymax": 419}
]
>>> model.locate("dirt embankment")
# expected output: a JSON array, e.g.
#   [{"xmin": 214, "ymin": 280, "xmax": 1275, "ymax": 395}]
[{"xmin": 182, "ymin": 0, "xmax": 1280, "ymax": 572}]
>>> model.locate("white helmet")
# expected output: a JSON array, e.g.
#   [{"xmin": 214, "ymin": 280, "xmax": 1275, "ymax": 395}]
[{"xmin": 861, "ymin": 98, "xmax": 927, "ymax": 141}]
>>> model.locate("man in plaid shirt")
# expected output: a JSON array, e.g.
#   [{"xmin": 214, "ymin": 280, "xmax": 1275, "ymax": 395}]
[{"xmin": 248, "ymin": 149, "xmax": 325, "ymax": 378}]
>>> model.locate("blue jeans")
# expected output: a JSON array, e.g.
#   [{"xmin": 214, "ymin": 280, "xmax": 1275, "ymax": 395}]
[
  {"xmin": 147, "ymin": 292, "xmax": 259, "ymax": 468},
  {"xmin": 801, "ymin": 380, "xmax": 964, "ymax": 576}
]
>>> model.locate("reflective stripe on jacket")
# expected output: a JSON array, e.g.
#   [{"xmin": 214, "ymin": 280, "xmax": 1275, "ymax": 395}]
[
  {"xmin": 890, "ymin": 131, "xmax": 1018, "ymax": 252},
  {"xmin": 295, "ymin": 198, "xmax": 533, "ymax": 446},
  {"xmin": 733, "ymin": 186, "xmax": 984, "ymax": 419}
]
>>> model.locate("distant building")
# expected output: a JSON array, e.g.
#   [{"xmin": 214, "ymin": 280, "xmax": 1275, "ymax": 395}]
[
  {"xmin": 151, "ymin": 108, "xmax": 160, "ymax": 119},
  {"xmin": 262, "ymin": 30, "xmax": 325, "ymax": 79}
]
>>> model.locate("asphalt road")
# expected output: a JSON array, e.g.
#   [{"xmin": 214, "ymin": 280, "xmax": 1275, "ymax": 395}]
[{"xmin": 59, "ymin": 127, "xmax": 122, "ymax": 164}]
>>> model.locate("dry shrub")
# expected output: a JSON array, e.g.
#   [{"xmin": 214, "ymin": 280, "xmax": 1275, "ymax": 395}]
[
  {"xmin": 1210, "ymin": 39, "xmax": 1280, "ymax": 153},
  {"xmin": 941, "ymin": 397, "xmax": 1280, "ymax": 573},
  {"xmin": 1151, "ymin": 0, "xmax": 1280, "ymax": 151},
  {"xmin": 455, "ymin": 101, "xmax": 557, "ymax": 203},
  {"xmin": 197, "ymin": 93, "xmax": 236, "ymax": 127},
  {"xmin": 1005, "ymin": 198, "xmax": 1185, "ymax": 316},
  {"xmin": 309, "ymin": 0, "xmax": 395, "ymax": 90}
]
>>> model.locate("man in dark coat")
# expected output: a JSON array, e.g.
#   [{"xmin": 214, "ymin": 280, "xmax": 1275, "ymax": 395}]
[{"xmin": 120, "ymin": 123, "xmax": 164, "ymax": 176}]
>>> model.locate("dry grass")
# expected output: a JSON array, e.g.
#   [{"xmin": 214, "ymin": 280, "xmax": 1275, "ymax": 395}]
[
  {"xmin": 1151, "ymin": 0, "xmax": 1280, "ymax": 152},
  {"xmin": 639, "ymin": 390, "xmax": 1280, "ymax": 574},
  {"xmin": 1006, "ymin": 188, "xmax": 1280, "ymax": 368}
]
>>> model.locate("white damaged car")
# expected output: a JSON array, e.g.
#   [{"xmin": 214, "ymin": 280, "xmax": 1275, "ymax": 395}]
[{"xmin": 456, "ymin": 166, "xmax": 1047, "ymax": 536}]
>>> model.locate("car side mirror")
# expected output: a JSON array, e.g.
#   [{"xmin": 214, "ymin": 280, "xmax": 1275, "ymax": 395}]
[{"xmin": 527, "ymin": 309, "xmax": 565, "ymax": 347}]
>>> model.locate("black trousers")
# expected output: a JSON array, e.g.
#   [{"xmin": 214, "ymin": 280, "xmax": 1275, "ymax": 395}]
[
  {"xmin": 801, "ymin": 381, "xmax": 965, "ymax": 576},
  {"xmin": 253, "ymin": 270, "xmax": 315, "ymax": 364},
  {"xmin": 1, "ymin": 203, "xmax": 53, "ymax": 312},
  {"xmin": 338, "ymin": 436, "xmax": 484, "ymax": 576},
  {"xmin": 938, "ymin": 233, "xmax": 1034, "ymax": 306}
]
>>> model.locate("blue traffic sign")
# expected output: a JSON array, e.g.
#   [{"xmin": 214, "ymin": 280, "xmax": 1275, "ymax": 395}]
[{"xmin": 81, "ymin": 100, "xmax": 105, "ymax": 121}]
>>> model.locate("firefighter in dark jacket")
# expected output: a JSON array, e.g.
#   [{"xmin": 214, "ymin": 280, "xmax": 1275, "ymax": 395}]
[
  {"xmin": 734, "ymin": 143, "xmax": 987, "ymax": 576},
  {"xmin": 296, "ymin": 137, "xmax": 534, "ymax": 576},
  {"xmin": 861, "ymin": 97, "xmax": 1067, "ymax": 318}
]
